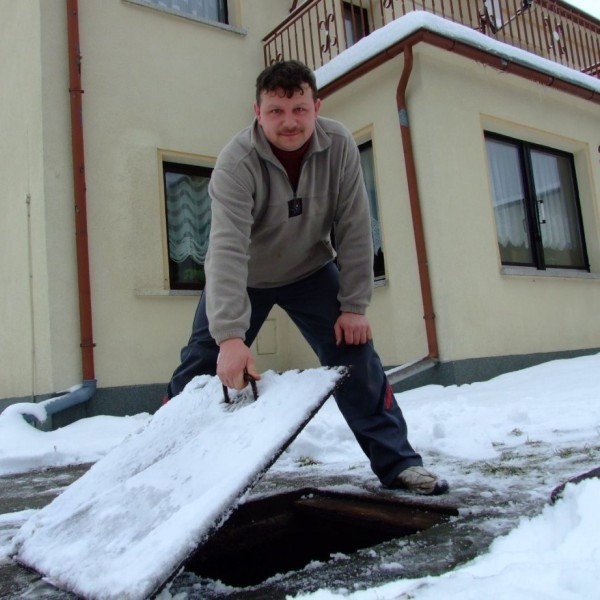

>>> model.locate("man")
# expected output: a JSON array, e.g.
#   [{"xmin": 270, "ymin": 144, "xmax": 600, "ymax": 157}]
[{"xmin": 167, "ymin": 60, "xmax": 448, "ymax": 495}]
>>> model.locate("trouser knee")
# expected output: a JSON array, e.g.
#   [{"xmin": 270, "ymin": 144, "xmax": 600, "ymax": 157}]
[{"xmin": 167, "ymin": 341, "xmax": 218, "ymax": 398}]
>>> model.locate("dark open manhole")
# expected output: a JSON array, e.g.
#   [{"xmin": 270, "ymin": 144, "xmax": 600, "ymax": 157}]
[{"xmin": 186, "ymin": 488, "xmax": 458, "ymax": 587}]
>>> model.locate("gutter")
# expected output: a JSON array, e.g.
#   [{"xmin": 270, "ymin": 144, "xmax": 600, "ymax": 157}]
[
  {"xmin": 1, "ymin": 0, "xmax": 96, "ymax": 426},
  {"xmin": 40, "ymin": 0, "xmax": 99, "ymax": 417},
  {"xmin": 383, "ymin": 44, "xmax": 440, "ymax": 386},
  {"xmin": 6, "ymin": 380, "xmax": 97, "ymax": 426},
  {"xmin": 42, "ymin": 379, "xmax": 97, "ymax": 417},
  {"xmin": 67, "ymin": 0, "xmax": 96, "ymax": 386},
  {"xmin": 323, "ymin": 42, "xmax": 440, "ymax": 384},
  {"xmin": 318, "ymin": 30, "xmax": 599, "ymax": 104},
  {"xmin": 332, "ymin": 41, "xmax": 441, "ymax": 381},
  {"xmin": 395, "ymin": 43, "xmax": 439, "ymax": 362}
]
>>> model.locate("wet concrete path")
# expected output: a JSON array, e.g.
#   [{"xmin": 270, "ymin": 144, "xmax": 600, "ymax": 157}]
[
  {"xmin": 0, "ymin": 460, "xmax": 547, "ymax": 600},
  {"xmin": 0, "ymin": 466, "xmax": 89, "ymax": 599},
  {"xmin": 1, "ymin": 432, "xmax": 597, "ymax": 600}
]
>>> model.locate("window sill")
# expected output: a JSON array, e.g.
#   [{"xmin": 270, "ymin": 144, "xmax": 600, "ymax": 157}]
[
  {"xmin": 501, "ymin": 266, "xmax": 600, "ymax": 280},
  {"xmin": 135, "ymin": 288, "xmax": 202, "ymax": 297},
  {"xmin": 124, "ymin": 0, "xmax": 247, "ymax": 35}
]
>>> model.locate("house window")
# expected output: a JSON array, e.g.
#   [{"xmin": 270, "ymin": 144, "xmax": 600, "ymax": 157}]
[
  {"xmin": 343, "ymin": 1, "xmax": 370, "ymax": 47},
  {"xmin": 484, "ymin": 132, "xmax": 588, "ymax": 271},
  {"xmin": 133, "ymin": 0, "xmax": 228, "ymax": 24},
  {"xmin": 163, "ymin": 162, "xmax": 212, "ymax": 290},
  {"xmin": 359, "ymin": 140, "xmax": 386, "ymax": 281}
]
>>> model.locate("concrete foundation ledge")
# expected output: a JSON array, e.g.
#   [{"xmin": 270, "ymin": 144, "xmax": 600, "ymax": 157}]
[
  {"xmin": 2, "ymin": 347, "xmax": 599, "ymax": 430},
  {"xmin": 389, "ymin": 347, "xmax": 600, "ymax": 394}
]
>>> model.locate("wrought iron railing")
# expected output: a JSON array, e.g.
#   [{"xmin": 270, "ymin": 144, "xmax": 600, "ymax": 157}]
[{"xmin": 263, "ymin": 0, "xmax": 600, "ymax": 78}]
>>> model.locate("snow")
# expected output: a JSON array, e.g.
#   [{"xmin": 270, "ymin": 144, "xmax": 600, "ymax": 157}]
[
  {"xmin": 314, "ymin": 11, "xmax": 600, "ymax": 96},
  {"xmin": 8, "ymin": 368, "xmax": 344, "ymax": 600},
  {"xmin": 1, "ymin": 6, "xmax": 599, "ymax": 596},
  {"xmin": 296, "ymin": 480, "xmax": 600, "ymax": 600},
  {"xmin": 0, "ymin": 409, "xmax": 150, "ymax": 476},
  {"xmin": 1, "ymin": 353, "xmax": 599, "ymax": 599}
]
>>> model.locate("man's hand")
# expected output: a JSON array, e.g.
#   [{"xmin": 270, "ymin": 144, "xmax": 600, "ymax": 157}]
[
  {"xmin": 334, "ymin": 312, "xmax": 373, "ymax": 346},
  {"xmin": 217, "ymin": 338, "xmax": 261, "ymax": 390}
]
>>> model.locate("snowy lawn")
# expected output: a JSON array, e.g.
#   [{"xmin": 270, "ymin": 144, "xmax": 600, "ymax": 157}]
[{"xmin": 1, "ymin": 354, "xmax": 599, "ymax": 599}]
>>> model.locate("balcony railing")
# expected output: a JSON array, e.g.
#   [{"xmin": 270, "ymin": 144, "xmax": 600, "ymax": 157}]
[{"xmin": 263, "ymin": 0, "xmax": 600, "ymax": 78}]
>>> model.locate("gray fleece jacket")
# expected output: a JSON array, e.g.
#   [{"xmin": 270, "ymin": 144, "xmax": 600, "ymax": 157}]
[{"xmin": 205, "ymin": 116, "xmax": 374, "ymax": 344}]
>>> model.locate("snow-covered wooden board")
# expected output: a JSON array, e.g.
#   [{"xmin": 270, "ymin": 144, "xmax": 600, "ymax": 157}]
[{"xmin": 13, "ymin": 367, "xmax": 346, "ymax": 600}]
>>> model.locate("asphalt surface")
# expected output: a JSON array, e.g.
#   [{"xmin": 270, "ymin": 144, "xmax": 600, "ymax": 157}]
[{"xmin": 0, "ymin": 462, "xmax": 544, "ymax": 600}]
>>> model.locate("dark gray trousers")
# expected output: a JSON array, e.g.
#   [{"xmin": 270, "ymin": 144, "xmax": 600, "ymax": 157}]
[{"xmin": 167, "ymin": 262, "xmax": 422, "ymax": 484}]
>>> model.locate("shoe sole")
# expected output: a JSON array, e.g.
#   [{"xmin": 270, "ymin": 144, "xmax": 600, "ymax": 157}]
[{"xmin": 385, "ymin": 478, "xmax": 450, "ymax": 496}]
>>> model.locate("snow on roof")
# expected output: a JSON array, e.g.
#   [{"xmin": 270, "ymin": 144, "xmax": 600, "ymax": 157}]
[{"xmin": 315, "ymin": 11, "xmax": 600, "ymax": 96}]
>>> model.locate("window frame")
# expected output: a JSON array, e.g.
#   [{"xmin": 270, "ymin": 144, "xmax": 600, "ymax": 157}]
[
  {"xmin": 125, "ymin": 0, "xmax": 233, "ymax": 29},
  {"xmin": 484, "ymin": 131, "xmax": 589, "ymax": 272},
  {"xmin": 162, "ymin": 160, "xmax": 213, "ymax": 291},
  {"xmin": 358, "ymin": 139, "xmax": 386, "ymax": 283}
]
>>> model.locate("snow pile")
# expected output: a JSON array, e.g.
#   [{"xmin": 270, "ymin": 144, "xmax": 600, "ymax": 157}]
[
  {"xmin": 0, "ymin": 410, "xmax": 149, "ymax": 476},
  {"xmin": 282, "ymin": 354, "xmax": 600, "ymax": 470},
  {"xmin": 0, "ymin": 354, "xmax": 599, "ymax": 599},
  {"xmin": 295, "ymin": 478, "xmax": 600, "ymax": 599}
]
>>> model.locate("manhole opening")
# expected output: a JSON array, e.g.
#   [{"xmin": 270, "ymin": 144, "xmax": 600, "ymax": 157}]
[{"xmin": 185, "ymin": 487, "xmax": 456, "ymax": 587}]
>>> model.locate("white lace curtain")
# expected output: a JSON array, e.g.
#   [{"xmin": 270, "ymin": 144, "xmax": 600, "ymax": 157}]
[
  {"xmin": 486, "ymin": 139, "xmax": 578, "ymax": 254},
  {"xmin": 486, "ymin": 139, "xmax": 530, "ymax": 250},
  {"xmin": 530, "ymin": 150, "xmax": 580, "ymax": 254},
  {"xmin": 359, "ymin": 143, "xmax": 383, "ymax": 254},
  {"xmin": 165, "ymin": 173, "xmax": 211, "ymax": 265}
]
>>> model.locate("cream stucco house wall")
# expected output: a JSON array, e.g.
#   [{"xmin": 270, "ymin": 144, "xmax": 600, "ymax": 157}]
[
  {"xmin": 1, "ymin": 0, "xmax": 599, "ymax": 421},
  {"xmin": 1, "ymin": 0, "xmax": 291, "ymax": 413},
  {"xmin": 285, "ymin": 41, "xmax": 600, "ymax": 382}
]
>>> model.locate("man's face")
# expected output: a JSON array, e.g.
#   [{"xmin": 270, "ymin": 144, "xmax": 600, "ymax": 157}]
[{"xmin": 254, "ymin": 83, "xmax": 321, "ymax": 152}]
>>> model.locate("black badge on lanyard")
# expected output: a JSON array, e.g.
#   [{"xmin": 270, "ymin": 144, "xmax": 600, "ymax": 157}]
[{"xmin": 288, "ymin": 197, "xmax": 303, "ymax": 218}]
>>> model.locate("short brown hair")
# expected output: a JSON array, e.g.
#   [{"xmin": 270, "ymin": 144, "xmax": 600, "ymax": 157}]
[{"xmin": 255, "ymin": 60, "xmax": 318, "ymax": 104}]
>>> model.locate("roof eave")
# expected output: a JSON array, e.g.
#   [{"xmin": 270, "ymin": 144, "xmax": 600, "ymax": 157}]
[{"xmin": 318, "ymin": 29, "xmax": 600, "ymax": 106}]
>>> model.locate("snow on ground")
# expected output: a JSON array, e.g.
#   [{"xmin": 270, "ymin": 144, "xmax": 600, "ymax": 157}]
[
  {"xmin": 1, "ymin": 353, "xmax": 599, "ymax": 599},
  {"xmin": 294, "ymin": 479, "xmax": 600, "ymax": 600},
  {"xmin": 9, "ymin": 369, "xmax": 344, "ymax": 600},
  {"xmin": 0, "ymin": 410, "xmax": 150, "ymax": 477}
]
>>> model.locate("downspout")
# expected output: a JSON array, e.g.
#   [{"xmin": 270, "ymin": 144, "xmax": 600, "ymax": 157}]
[
  {"xmin": 43, "ymin": 0, "xmax": 98, "ymax": 417},
  {"xmin": 66, "ymin": 0, "xmax": 95, "ymax": 385},
  {"xmin": 3, "ymin": 0, "xmax": 97, "ymax": 425},
  {"xmin": 395, "ymin": 44, "xmax": 439, "ymax": 361},
  {"xmin": 56, "ymin": 0, "xmax": 97, "ymax": 411}
]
